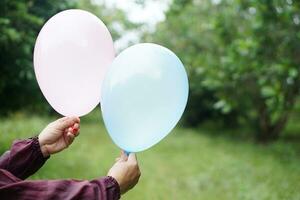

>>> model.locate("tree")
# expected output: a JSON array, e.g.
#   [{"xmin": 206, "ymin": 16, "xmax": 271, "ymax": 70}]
[
  {"xmin": 145, "ymin": 0, "xmax": 300, "ymax": 141},
  {"xmin": 0, "ymin": 0, "xmax": 75, "ymax": 114},
  {"xmin": 77, "ymin": 0, "xmax": 141, "ymax": 42}
]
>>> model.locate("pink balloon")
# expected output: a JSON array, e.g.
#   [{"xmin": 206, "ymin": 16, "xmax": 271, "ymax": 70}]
[{"xmin": 34, "ymin": 9, "xmax": 115, "ymax": 117}]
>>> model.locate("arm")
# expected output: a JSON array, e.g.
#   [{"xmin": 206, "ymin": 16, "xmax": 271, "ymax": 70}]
[
  {"xmin": 0, "ymin": 169, "xmax": 120, "ymax": 200},
  {"xmin": 0, "ymin": 116, "xmax": 140, "ymax": 198},
  {"xmin": 0, "ymin": 117, "xmax": 80, "ymax": 180},
  {"xmin": 0, "ymin": 137, "xmax": 49, "ymax": 180},
  {"xmin": 0, "ymin": 151, "xmax": 140, "ymax": 200}
]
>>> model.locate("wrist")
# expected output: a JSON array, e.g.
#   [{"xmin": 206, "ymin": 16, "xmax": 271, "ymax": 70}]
[
  {"xmin": 38, "ymin": 137, "xmax": 50, "ymax": 157},
  {"xmin": 41, "ymin": 145, "xmax": 50, "ymax": 157},
  {"xmin": 112, "ymin": 177, "xmax": 125, "ymax": 194},
  {"xmin": 109, "ymin": 176, "xmax": 124, "ymax": 194},
  {"xmin": 106, "ymin": 176, "xmax": 121, "ymax": 199},
  {"xmin": 38, "ymin": 134, "xmax": 46, "ymax": 146}
]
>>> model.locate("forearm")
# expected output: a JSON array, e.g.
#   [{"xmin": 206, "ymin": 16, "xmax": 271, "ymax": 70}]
[
  {"xmin": 0, "ymin": 169, "xmax": 120, "ymax": 200},
  {"xmin": 0, "ymin": 137, "xmax": 49, "ymax": 179}
]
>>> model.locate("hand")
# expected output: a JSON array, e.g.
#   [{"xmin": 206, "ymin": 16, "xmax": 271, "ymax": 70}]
[
  {"xmin": 38, "ymin": 117, "xmax": 80, "ymax": 157},
  {"xmin": 107, "ymin": 151, "xmax": 141, "ymax": 194}
]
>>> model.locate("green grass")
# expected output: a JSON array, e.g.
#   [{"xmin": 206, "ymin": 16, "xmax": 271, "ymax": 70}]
[{"xmin": 0, "ymin": 111, "xmax": 299, "ymax": 200}]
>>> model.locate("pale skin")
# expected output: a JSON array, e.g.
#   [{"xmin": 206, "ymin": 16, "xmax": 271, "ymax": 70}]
[{"xmin": 38, "ymin": 116, "xmax": 141, "ymax": 195}]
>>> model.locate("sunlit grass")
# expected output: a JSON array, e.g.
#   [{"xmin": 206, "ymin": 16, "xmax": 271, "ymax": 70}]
[{"xmin": 0, "ymin": 110, "xmax": 299, "ymax": 200}]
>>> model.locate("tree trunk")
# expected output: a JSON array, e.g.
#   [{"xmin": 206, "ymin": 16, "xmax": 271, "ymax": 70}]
[{"xmin": 256, "ymin": 113, "xmax": 288, "ymax": 143}]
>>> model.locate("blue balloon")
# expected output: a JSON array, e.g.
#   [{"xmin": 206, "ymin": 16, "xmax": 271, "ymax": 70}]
[{"xmin": 101, "ymin": 43, "xmax": 189, "ymax": 152}]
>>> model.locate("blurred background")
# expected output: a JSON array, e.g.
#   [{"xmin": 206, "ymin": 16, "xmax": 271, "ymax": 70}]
[{"xmin": 0, "ymin": 0, "xmax": 299, "ymax": 199}]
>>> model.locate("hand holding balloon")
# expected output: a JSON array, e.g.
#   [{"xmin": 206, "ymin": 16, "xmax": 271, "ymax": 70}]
[
  {"xmin": 39, "ymin": 117, "xmax": 80, "ymax": 157},
  {"xmin": 107, "ymin": 151, "xmax": 141, "ymax": 194}
]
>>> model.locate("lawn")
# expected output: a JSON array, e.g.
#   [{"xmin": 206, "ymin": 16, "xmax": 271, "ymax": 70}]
[{"xmin": 0, "ymin": 110, "xmax": 299, "ymax": 200}]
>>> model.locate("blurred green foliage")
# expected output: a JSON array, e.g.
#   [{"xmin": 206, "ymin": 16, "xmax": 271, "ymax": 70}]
[
  {"xmin": 145, "ymin": 0, "xmax": 300, "ymax": 141},
  {"xmin": 0, "ymin": 0, "xmax": 75, "ymax": 114}
]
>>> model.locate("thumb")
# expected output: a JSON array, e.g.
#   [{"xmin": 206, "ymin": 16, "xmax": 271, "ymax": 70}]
[
  {"xmin": 118, "ymin": 150, "xmax": 128, "ymax": 162},
  {"xmin": 55, "ymin": 117, "xmax": 80, "ymax": 130},
  {"xmin": 128, "ymin": 153, "xmax": 137, "ymax": 163}
]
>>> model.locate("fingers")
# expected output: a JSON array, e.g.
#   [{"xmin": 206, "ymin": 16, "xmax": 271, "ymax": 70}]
[
  {"xmin": 62, "ymin": 122, "xmax": 80, "ymax": 147},
  {"xmin": 58, "ymin": 116, "xmax": 80, "ymax": 124},
  {"xmin": 72, "ymin": 123, "xmax": 80, "ymax": 136},
  {"xmin": 116, "ymin": 150, "xmax": 128, "ymax": 162},
  {"xmin": 128, "ymin": 153, "xmax": 137, "ymax": 164},
  {"xmin": 117, "ymin": 151, "xmax": 138, "ymax": 162},
  {"xmin": 56, "ymin": 116, "xmax": 80, "ymax": 130},
  {"xmin": 67, "ymin": 127, "xmax": 73, "ymax": 133},
  {"xmin": 65, "ymin": 124, "xmax": 80, "ymax": 136},
  {"xmin": 120, "ymin": 150, "xmax": 128, "ymax": 161},
  {"xmin": 116, "ymin": 151, "xmax": 137, "ymax": 163},
  {"xmin": 57, "ymin": 116, "xmax": 68, "ymax": 122},
  {"xmin": 66, "ymin": 132, "xmax": 75, "ymax": 145}
]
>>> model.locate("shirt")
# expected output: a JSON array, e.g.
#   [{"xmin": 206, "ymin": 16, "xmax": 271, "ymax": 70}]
[{"xmin": 0, "ymin": 137, "xmax": 120, "ymax": 200}]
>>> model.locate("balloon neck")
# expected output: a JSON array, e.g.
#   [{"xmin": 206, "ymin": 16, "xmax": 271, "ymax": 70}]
[{"xmin": 124, "ymin": 151, "xmax": 130, "ymax": 156}]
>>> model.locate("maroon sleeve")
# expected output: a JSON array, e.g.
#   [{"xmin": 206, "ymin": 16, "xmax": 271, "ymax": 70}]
[
  {"xmin": 0, "ymin": 169, "xmax": 120, "ymax": 200},
  {"xmin": 0, "ymin": 137, "xmax": 49, "ymax": 180}
]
